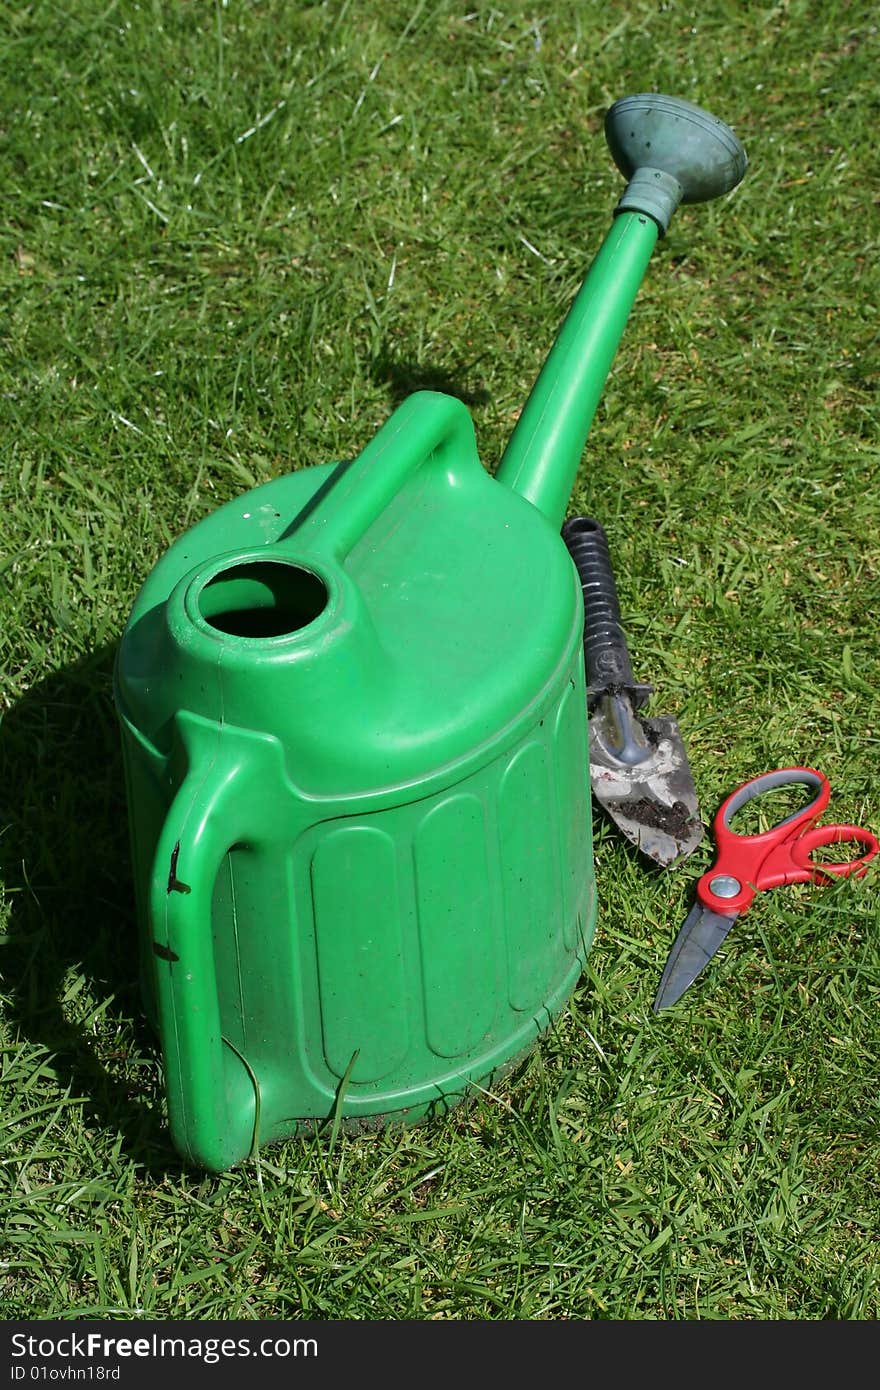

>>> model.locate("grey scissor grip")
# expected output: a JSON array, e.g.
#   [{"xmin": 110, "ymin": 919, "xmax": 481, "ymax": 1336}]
[{"xmin": 721, "ymin": 768, "xmax": 824, "ymax": 830}]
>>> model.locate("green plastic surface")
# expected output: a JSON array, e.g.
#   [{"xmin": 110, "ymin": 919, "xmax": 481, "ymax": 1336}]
[
  {"xmin": 116, "ymin": 111, "xmax": 725, "ymax": 1166},
  {"xmin": 496, "ymin": 212, "xmax": 658, "ymax": 518},
  {"xmin": 116, "ymin": 387, "xmax": 603, "ymax": 1171}
]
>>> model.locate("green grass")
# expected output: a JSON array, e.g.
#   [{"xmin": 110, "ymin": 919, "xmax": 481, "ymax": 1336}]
[{"xmin": 2, "ymin": 0, "xmax": 879, "ymax": 1320}]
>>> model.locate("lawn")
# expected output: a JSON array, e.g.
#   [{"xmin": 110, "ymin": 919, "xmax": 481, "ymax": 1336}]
[{"xmin": 1, "ymin": 0, "xmax": 879, "ymax": 1319}]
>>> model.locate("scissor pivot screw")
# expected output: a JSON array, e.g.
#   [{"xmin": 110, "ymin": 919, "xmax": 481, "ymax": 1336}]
[{"xmin": 709, "ymin": 874, "xmax": 741, "ymax": 899}]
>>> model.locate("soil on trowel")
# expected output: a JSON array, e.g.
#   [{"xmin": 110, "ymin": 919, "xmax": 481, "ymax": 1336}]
[{"xmin": 614, "ymin": 797, "xmax": 698, "ymax": 838}]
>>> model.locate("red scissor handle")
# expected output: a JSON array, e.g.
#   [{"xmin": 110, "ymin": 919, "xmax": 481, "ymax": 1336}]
[
  {"xmin": 696, "ymin": 767, "xmax": 879, "ymax": 917},
  {"xmin": 792, "ymin": 822, "xmax": 880, "ymax": 878}
]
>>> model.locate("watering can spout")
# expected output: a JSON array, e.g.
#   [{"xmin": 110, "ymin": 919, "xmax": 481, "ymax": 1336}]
[{"xmin": 495, "ymin": 94, "xmax": 747, "ymax": 528}]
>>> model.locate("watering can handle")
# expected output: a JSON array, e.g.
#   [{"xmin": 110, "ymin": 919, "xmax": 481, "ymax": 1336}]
[
  {"xmin": 290, "ymin": 390, "xmax": 479, "ymax": 560},
  {"xmin": 147, "ymin": 717, "xmax": 285, "ymax": 1172}
]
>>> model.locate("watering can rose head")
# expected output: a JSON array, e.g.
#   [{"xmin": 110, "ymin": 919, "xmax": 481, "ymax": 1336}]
[{"xmin": 605, "ymin": 93, "xmax": 747, "ymax": 234}]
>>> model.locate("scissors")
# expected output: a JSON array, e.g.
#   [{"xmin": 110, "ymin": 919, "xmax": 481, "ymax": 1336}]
[{"xmin": 652, "ymin": 767, "xmax": 878, "ymax": 1012}]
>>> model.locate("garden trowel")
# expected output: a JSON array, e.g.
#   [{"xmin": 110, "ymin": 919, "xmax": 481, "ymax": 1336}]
[{"xmin": 562, "ymin": 515, "xmax": 703, "ymax": 868}]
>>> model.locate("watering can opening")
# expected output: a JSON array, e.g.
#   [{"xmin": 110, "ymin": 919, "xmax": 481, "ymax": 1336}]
[{"xmin": 195, "ymin": 558, "xmax": 329, "ymax": 640}]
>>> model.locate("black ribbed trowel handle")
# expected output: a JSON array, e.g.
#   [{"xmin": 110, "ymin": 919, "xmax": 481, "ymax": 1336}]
[{"xmin": 561, "ymin": 515, "xmax": 653, "ymax": 709}]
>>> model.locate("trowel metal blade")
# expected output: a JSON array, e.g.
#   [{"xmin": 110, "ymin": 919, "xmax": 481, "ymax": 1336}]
[{"xmin": 588, "ymin": 713, "xmax": 704, "ymax": 868}]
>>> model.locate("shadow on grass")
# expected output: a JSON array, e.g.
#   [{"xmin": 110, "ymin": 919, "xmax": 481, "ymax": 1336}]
[
  {"xmin": 0, "ymin": 643, "xmax": 184, "ymax": 1177},
  {"xmin": 372, "ymin": 346, "xmax": 491, "ymax": 409}
]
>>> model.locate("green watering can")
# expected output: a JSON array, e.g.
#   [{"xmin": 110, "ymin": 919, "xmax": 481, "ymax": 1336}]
[{"xmin": 115, "ymin": 95, "xmax": 746, "ymax": 1171}]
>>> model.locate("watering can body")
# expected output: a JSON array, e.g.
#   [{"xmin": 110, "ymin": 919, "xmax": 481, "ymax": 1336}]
[
  {"xmin": 115, "ymin": 391, "xmax": 595, "ymax": 1172},
  {"xmin": 115, "ymin": 94, "xmax": 747, "ymax": 1170}
]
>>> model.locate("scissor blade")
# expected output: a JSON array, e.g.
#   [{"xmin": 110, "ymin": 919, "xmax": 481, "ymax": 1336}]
[{"xmin": 652, "ymin": 902, "xmax": 739, "ymax": 1012}]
